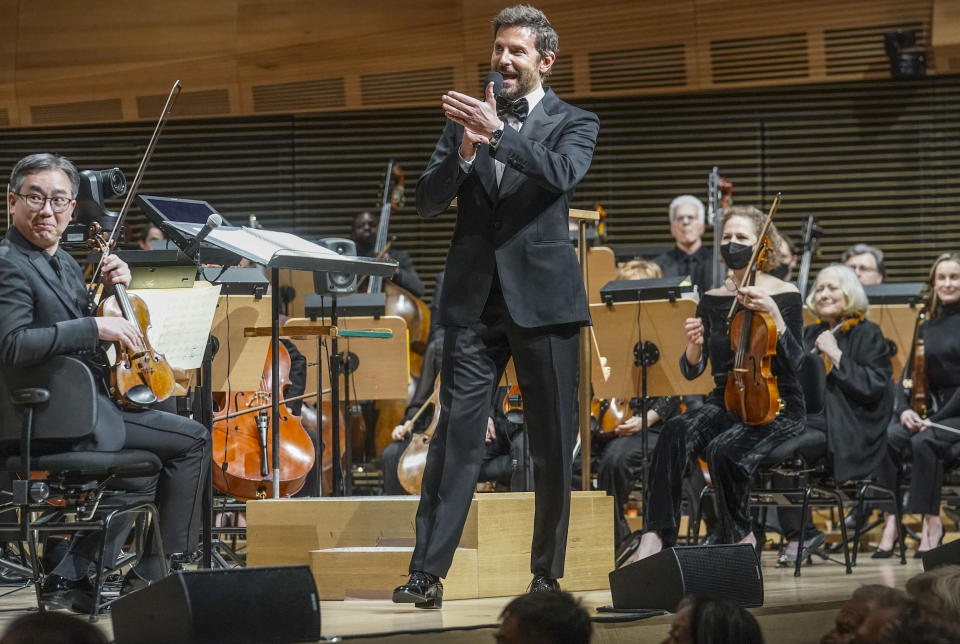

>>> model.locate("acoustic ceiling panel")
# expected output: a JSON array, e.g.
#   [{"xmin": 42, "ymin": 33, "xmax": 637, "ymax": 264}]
[
  {"xmin": 137, "ymin": 89, "xmax": 231, "ymax": 119},
  {"xmin": 252, "ymin": 78, "xmax": 346, "ymax": 113}
]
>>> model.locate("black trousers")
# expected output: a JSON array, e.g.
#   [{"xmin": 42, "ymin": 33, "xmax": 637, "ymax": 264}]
[
  {"xmin": 409, "ymin": 289, "xmax": 579, "ymax": 579},
  {"xmin": 881, "ymin": 416, "xmax": 960, "ymax": 515},
  {"xmin": 52, "ymin": 407, "xmax": 210, "ymax": 581},
  {"xmin": 645, "ymin": 402, "xmax": 804, "ymax": 545}
]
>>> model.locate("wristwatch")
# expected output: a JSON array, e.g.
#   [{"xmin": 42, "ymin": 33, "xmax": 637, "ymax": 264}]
[{"xmin": 488, "ymin": 128, "xmax": 505, "ymax": 155}]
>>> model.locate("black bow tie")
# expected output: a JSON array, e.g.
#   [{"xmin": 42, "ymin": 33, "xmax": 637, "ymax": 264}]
[{"xmin": 496, "ymin": 97, "xmax": 529, "ymax": 123}]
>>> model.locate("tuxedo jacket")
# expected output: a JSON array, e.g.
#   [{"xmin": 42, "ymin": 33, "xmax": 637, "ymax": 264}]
[
  {"xmin": 0, "ymin": 227, "xmax": 125, "ymax": 451},
  {"xmin": 416, "ymin": 88, "xmax": 599, "ymax": 329}
]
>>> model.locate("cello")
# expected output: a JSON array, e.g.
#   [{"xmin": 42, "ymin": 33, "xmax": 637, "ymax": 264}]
[
  {"xmin": 724, "ymin": 194, "xmax": 783, "ymax": 426},
  {"xmin": 212, "ymin": 343, "xmax": 318, "ymax": 499}
]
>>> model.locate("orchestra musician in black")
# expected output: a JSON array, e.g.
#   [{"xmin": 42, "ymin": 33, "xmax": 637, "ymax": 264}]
[
  {"xmin": 634, "ymin": 206, "xmax": 805, "ymax": 561},
  {"xmin": 0, "ymin": 153, "xmax": 210, "ymax": 610}
]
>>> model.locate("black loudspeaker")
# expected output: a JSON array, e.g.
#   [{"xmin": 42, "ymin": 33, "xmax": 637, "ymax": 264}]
[
  {"xmin": 922, "ymin": 538, "xmax": 960, "ymax": 571},
  {"xmin": 313, "ymin": 237, "xmax": 358, "ymax": 295},
  {"xmin": 609, "ymin": 544, "xmax": 763, "ymax": 611},
  {"xmin": 112, "ymin": 566, "xmax": 321, "ymax": 644}
]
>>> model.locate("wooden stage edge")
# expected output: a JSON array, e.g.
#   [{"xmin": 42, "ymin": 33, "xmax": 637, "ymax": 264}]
[{"xmin": 0, "ymin": 548, "xmax": 932, "ymax": 643}]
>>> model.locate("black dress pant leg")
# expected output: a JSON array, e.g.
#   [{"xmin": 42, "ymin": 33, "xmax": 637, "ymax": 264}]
[
  {"xmin": 507, "ymin": 321, "xmax": 580, "ymax": 579},
  {"xmin": 906, "ymin": 417, "xmax": 960, "ymax": 515},
  {"xmin": 410, "ymin": 302, "xmax": 511, "ymax": 578},
  {"xmin": 596, "ymin": 431, "xmax": 659, "ymax": 546}
]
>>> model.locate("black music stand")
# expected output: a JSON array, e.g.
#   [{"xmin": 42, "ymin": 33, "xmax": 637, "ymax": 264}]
[
  {"xmin": 164, "ymin": 221, "xmax": 396, "ymax": 502},
  {"xmin": 594, "ymin": 276, "xmax": 708, "ymax": 519},
  {"xmin": 304, "ymin": 293, "xmax": 387, "ymax": 496}
]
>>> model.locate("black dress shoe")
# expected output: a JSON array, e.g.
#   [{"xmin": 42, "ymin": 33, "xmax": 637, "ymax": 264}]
[
  {"xmin": 529, "ymin": 575, "xmax": 560, "ymax": 593},
  {"xmin": 871, "ymin": 542, "xmax": 897, "ymax": 559},
  {"xmin": 40, "ymin": 575, "xmax": 98, "ymax": 613},
  {"xmin": 392, "ymin": 571, "xmax": 443, "ymax": 609}
]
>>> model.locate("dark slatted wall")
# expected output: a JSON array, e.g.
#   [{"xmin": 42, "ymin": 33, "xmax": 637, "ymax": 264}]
[{"xmin": 2, "ymin": 74, "xmax": 960, "ymax": 300}]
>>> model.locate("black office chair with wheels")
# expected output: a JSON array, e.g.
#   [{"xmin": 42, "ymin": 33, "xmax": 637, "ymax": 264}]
[{"xmin": 0, "ymin": 356, "xmax": 165, "ymax": 620}]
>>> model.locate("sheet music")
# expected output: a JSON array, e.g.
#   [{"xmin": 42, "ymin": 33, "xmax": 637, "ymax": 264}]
[
  {"xmin": 128, "ymin": 282, "xmax": 222, "ymax": 369},
  {"xmin": 205, "ymin": 227, "xmax": 337, "ymax": 265}
]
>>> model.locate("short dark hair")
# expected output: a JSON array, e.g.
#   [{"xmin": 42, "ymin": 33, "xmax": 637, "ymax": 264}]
[
  {"xmin": 679, "ymin": 595, "xmax": 764, "ymax": 644},
  {"xmin": 0, "ymin": 612, "xmax": 108, "ymax": 644},
  {"xmin": 9, "ymin": 153, "xmax": 80, "ymax": 197},
  {"xmin": 500, "ymin": 591, "xmax": 591, "ymax": 644},
  {"xmin": 492, "ymin": 5, "xmax": 558, "ymax": 58}
]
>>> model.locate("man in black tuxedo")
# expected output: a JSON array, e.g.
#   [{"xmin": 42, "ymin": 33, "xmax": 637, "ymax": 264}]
[
  {"xmin": 392, "ymin": 5, "xmax": 599, "ymax": 608},
  {"xmin": 0, "ymin": 153, "xmax": 210, "ymax": 609}
]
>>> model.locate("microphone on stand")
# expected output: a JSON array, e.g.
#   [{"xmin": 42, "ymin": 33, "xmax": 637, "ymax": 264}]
[{"xmin": 184, "ymin": 213, "xmax": 222, "ymax": 260}]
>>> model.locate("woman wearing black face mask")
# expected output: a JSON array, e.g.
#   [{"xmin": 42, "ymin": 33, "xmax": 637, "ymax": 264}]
[{"xmin": 631, "ymin": 205, "xmax": 806, "ymax": 561}]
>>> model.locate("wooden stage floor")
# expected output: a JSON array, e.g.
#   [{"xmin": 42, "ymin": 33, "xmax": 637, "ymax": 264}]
[{"xmin": 0, "ymin": 547, "xmax": 930, "ymax": 643}]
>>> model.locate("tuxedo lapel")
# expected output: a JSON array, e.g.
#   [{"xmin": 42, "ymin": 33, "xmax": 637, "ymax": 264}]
[{"xmin": 498, "ymin": 90, "xmax": 564, "ymax": 200}]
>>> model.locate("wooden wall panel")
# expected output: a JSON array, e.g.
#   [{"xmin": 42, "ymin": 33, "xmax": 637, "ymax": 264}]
[{"xmin": 0, "ymin": 0, "xmax": 944, "ymax": 128}]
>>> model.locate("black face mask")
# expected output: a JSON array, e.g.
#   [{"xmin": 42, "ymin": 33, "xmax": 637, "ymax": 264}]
[
  {"xmin": 720, "ymin": 242, "xmax": 753, "ymax": 270},
  {"xmin": 769, "ymin": 262, "xmax": 790, "ymax": 280}
]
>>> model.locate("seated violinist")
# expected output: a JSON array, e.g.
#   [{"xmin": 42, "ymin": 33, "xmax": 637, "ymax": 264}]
[
  {"xmin": 776, "ymin": 265, "xmax": 894, "ymax": 565},
  {"xmin": 876, "ymin": 252, "xmax": 960, "ymax": 557},
  {"xmin": 572, "ymin": 259, "xmax": 679, "ymax": 550},
  {"xmin": 0, "ymin": 154, "xmax": 210, "ymax": 610},
  {"xmin": 634, "ymin": 205, "xmax": 805, "ymax": 561}
]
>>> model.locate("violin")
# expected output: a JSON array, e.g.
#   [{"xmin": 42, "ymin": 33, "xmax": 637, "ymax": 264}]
[
  {"xmin": 88, "ymin": 224, "xmax": 176, "ymax": 408},
  {"xmin": 724, "ymin": 194, "xmax": 783, "ymax": 426},
  {"xmin": 396, "ymin": 375, "xmax": 442, "ymax": 495},
  {"xmin": 212, "ymin": 343, "xmax": 317, "ymax": 500},
  {"xmin": 904, "ymin": 297, "xmax": 930, "ymax": 418},
  {"xmin": 590, "ymin": 397, "xmax": 631, "ymax": 440},
  {"xmin": 84, "ymin": 82, "xmax": 181, "ymax": 409}
]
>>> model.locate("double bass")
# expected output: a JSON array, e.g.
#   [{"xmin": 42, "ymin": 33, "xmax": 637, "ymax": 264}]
[
  {"xmin": 369, "ymin": 161, "xmax": 433, "ymax": 456},
  {"xmin": 724, "ymin": 194, "xmax": 783, "ymax": 426}
]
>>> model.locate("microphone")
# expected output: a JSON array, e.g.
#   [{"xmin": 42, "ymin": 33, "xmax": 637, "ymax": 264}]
[
  {"xmin": 184, "ymin": 213, "xmax": 222, "ymax": 259},
  {"xmin": 483, "ymin": 71, "xmax": 504, "ymax": 98}
]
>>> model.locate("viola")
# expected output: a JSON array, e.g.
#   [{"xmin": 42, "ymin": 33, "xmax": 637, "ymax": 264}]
[
  {"xmin": 904, "ymin": 297, "xmax": 930, "ymax": 418},
  {"xmin": 723, "ymin": 194, "xmax": 783, "ymax": 426},
  {"xmin": 819, "ymin": 313, "xmax": 863, "ymax": 375},
  {"xmin": 212, "ymin": 343, "xmax": 317, "ymax": 500}
]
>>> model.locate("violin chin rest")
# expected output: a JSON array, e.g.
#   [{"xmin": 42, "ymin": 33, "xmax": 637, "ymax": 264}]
[{"xmin": 126, "ymin": 385, "xmax": 158, "ymax": 407}]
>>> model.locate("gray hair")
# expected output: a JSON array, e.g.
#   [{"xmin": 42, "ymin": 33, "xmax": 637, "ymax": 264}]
[
  {"xmin": 806, "ymin": 263, "xmax": 870, "ymax": 319},
  {"xmin": 668, "ymin": 195, "xmax": 705, "ymax": 224},
  {"xmin": 492, "ymin": 5, "xmax": 558, "ymax": 59},
  {"xmin": 9, "ymin": 153, "xmax": 80, "ymax": 197},
  {"xmin": 841, "ymin": 243, "xmax": 886, "ymax": 278}
]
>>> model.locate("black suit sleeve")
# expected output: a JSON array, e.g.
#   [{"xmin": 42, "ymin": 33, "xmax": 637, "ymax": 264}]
[
  {"xmin": 492, "ymin": 110, "xmax": 600, "ymax": 194},
  {"xmin": 416, "ymin": 120, "xmax": 472, "ymax": 219},
  {"xmin": 0, "ymin": 256, "xmax": 99, "ymax": 368}
]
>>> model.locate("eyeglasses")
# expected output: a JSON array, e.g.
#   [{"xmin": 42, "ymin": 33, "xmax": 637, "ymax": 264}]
[{"xmin": 12, "ymin": 192, "xmax": 74, "ymax": 213}]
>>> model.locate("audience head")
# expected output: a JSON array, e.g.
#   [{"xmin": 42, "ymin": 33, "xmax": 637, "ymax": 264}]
[
  {"xmin": 136, "ymin": 223, "xmax": 164, "ymax": 250},
  {"xmin": 496, "ymin": 591, "xmax": 591, "ymax": 644},
  {"xmin": 820, "ymin": 584, "xmax": 907, "ymax": 644},
  {"xmin": 841, "ymin": 244, "xmax": 885, "ymax": 285},
  {"xmin": 667, "ymin": 195, "xmax": 706, "ymax": 253},
  {"xmin": 660, "ymin": 595, "xmax": 763, "ymax": 644},
  {"xmin": 771, "ymin": 234, "xmax": 797, "ymax": 280},
  {"xmin": 904, "ymin": 565, "xmax": 960, "ymax": 621},
  {"xmin": 0, "ymin": 612, "xmax": 108, "ymax": 644},
  {"xmin": 876, "ymin": 599, "xmax": 960, "ymax": 644},
  {"xmin": 720, "ymin": 205, "xmax": 783, "ymax": 274},
  {"xmin": 616, "ymin": 259, "xmax": 663, "ymax": 281},
  {"xmin": 805, "ymin": 264, "xmax": 868, "ymax": 325},
  {"xmin": 925, "ymin": 252, "xmax": 960, "ymax": 319}
]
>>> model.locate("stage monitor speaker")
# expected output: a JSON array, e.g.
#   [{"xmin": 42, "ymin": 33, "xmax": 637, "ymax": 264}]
[
  {"xmin": 609, "ymin": 544, "xmax": 763, "ymax": 611},
  {"xmin": 922, "ymin": 538, "xmax": 960, "ymax": 571},
  {"xmin": 112, "ymin": 565, "xmax": 321, "ymax": 644},
  {"xmin": 313, "ymin": 237, "xmax": 358, "ymax": 295}
]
